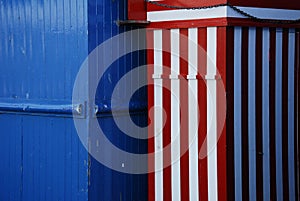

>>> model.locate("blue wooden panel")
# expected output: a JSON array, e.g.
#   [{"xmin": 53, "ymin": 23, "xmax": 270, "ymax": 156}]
[
  {"xmin": 0, "ymin": 0, "xmax": 89, "ymax": 200},
  {"xmin": 1, "ymin": 0, "xmax": 148, "ymax": 200},
  {"xmin": 88, "ymin": 0, "xmax": 148, "ymax": 200}
]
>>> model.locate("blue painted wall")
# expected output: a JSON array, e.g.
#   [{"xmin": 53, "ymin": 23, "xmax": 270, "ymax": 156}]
[{"xmin": 0, "ymin": 0, "xmax": 147, "ymax": 200}]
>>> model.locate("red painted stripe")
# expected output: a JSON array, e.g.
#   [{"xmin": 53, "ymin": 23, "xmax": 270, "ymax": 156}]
[
  {"xmin": 226, "ymin": 26, "xmax": 235, "ymax": 201},
  {"xmin": 147, "ymin": 18, "xmax": 228, "ymax": 29},
  {"xmin": 179, "ymin": 28, "xmax": 190, "ymax": 201},
  {"xmin": 197, "ymin": 27, "xmax": 208, "ymax": 201},
  {"xmin": 216, "ymin": 27, "xmax": 228, "ymax": 201},
  {"xmin": 241, "ymin": 27, "xmax": 249, "ymax": 201},
  {"xmin": 269, "ymin": 27, "xmax": 277, "ymax": 201},
  {"xmin": 146, "ymin": 0, "xmax": 300, "ymax": 11},
  {"xmin": 282, "ymin": 28, "xmax": 290, "ymax": 201},
  {"xmin": 227, "ymin": 18, "xmax": 300, "ymax": 29},
  {"xmin": 147, "ymin": 29, "xmax": 155, "ymax": 201},
  {"xmin": 162, "ymin": 29, "xmax": 172, "ymax": 201},
  {"xmin": 255, "ymin": 27, "xmax": 264, "ymax": 201},
  {"xmin": 147, "ymin": 18, "xmax": 300, "ymax": 30}
]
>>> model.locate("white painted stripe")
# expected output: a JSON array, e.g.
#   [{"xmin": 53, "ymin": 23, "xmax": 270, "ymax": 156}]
[
  {"xmin": 248, "ymin": 27, "xmax": 257, "ymax": 201},
  {"xmin": 153, "ymin": 29, "xmax": 163, "ymax": 201},
  {"xmin": 288, "ymin": 29, "xmax": 296, "ymax": 201},
  {"xmin": 262, "ymin": 27, "xmax": 270, "ymax": 201},
  {"xmin": 188, "ymin": 28, "xmax": 199, "ymax": 201},
  {"xmin": 148, "ymin": 6, "xmax": 227, "ymax": 22},
  {"xmin": 275, "ymin": 28, "xmax": 283, "ymax": 201},
  {"xmin": 147, "ymin": 6, "xmax": 300, "ymax": 22},
  {"xmin": 170, "ymin": 28, "xmax": 181, "ymax": 201},
  {"xmin": 233, "ymin": 26, "xmax": 243, "ymax": 201},
  {"xmin": 207, "ymin": 27, "xmax": 218, "ymax": 201}
]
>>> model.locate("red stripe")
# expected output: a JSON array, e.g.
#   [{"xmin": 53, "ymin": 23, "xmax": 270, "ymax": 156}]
[
  {"xmin": 255, "ymin": 27, "xmax": 264, "ymax": 201},
  {"xmin": 146, "ymin": 0, "xmax": 300, "ymax": 11},
  {"xmin": 197, "ymin": 27, "xmax": 208, "ymax": 201},
  {"xmin": 241, "ymin": 27, "xmax": 249, "ymax": 201},
  {"xmin": 216, "ymin": 27, "xmax": 228, "ymax": 201},
  {"xmin": 162, "ymin": 29, "xmax": 172, "ymax": 201},
  {"xmin": 282, "ymin": 28, "xmax": 290, "ymax": 201},
  {"xmin": 179, "ymin": 28, "xmax": 190, "ymax": 201},
  {"xmin": 269, "ymin": 27, "xmax": 277, "ymax": 201},
  {"xmin": 147, "ymin": 29, "xmax": 155, "ymax": 201},
  {"xmin": 226, "ymin": 26, "xmax": 235, "ymax": 201},
  {"xmin": 147, "ymin": 18, "xmax": 300, "ymax": 30}
]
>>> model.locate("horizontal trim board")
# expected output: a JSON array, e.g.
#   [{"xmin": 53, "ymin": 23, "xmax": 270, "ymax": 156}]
[
  {"xmin": 147, "ymin": 6, "xmax": 300, "ymax": 22},
  {"xmin": 0, "ymin": 101, "xmax": 147, "ymax": 118}
]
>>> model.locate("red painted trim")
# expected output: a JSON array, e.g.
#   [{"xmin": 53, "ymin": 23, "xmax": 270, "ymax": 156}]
[
  {"xmin": 282, "ymin": 28, "xmax": 290, "ymax": 201},
  {"xmin": 228, "ymin": 0, "xmax": 300, "ymax": 10},
  {"xmin": 226, "ymin": 26, "xmax": 235, "ymax": 201},
  {"xmin": 241, "ymin": 27, "xmax": 249, "ymax": 201},
  {"xmin": 147, "ymin": 0, "xmax": 227, "ymax": 12},
  {"xmin": 226, "ymin": 18, "xmax": 300, "ymax": 29},
  {"xmin": 197, "ymin": 27, "xmax": 208, "ymax": 201},
  {"xmin": 216, "ymin": 26, "xmax": 228, "ymax": 201},
  {"xmin": 179, "ymin": 28, "xmax": 190, "ymax": 201},
  {"xmin": 146, "ymin": 0, "xmax": 300, "ymax": 11},
  {"xmin": 162, "ymin": 29, "xmax": 172, "ymax": 201},
  {"xmin": 147, "ymin": 18, "xmax": 229, "ymax": 29},
  {"xmin": 255, "ymin": 27, "xmax": 264, "ymax": 201},
  {"xmin": 147, "ymin": 30, "xmax": 155, "ymax": 201},
  {"xmin": 128, "ymin": 0, "xmax": 146, "ymax": 20},
  {"xmin": 269, "ymin": 27, "xmax": 277, "ymax": 201},
  {"xmin": 146, "ymin": 18, "xmax": 300, "ymax": 30}
]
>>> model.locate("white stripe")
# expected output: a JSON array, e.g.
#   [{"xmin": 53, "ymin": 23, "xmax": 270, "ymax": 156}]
[
  {"xmin": 248, "ymin": 27, "xmax": 257, "ymax": 201},
  {"xmin": 233, "ymin": 26, "xmax": 242, "ymax": 201},
  {"xmin": 147, "ymin": 6, "xmax": 300, "ymax": 22},
  {"xmin": 275, "ymin": 28, "xmax": 283, "ymax": 201},
  {"xmin": 188, "ymin": 28, "xmax": 199, "ymax": 201},
  {"xmin": 170, "ymin": 28, "xmax": 181, "ymax": 201},
  {"xmin": 154, "ymin": 29, "xmax": 163, "ymax": 201},
  {"xmin": 262, "ymin": 27, "xmax": 270, "ymax": 201},
  {"xmin": 288, "ymin": 29, "xmax": 296, "ymax": 201},
  {"xmin": 207, "ymin": 27, "xmax": 218, "ymax": 201}
]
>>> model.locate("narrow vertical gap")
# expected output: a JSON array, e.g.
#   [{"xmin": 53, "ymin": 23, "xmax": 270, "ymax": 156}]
[
  {"xmin": 255, "ymin": 27, "xmax": 264, "ymax": 201},
  {"xmin": 226, "ymin": 26, "xmax": 235, "ymax": 201},
  {"xmin": 241, "ymin": 27, "xmax": 249, "ymax": 201},
  {"xmin": 269, "ymin": 27, "xmax": 277, "ymax": 201},
  {"xmin": 282, "ymin": 28, "xmax": 290, "ymax": 201}
]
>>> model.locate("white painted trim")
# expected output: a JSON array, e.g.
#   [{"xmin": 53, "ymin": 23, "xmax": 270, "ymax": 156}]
[
  {"xmin": 170, "ymin": 28, "xmax": 181, "ymax": 201},
  {"xmin": 188, "ymin": 28, "xmax": 199, "ymax": 201},
  {"xmin": 288, "ymin": 29, "xmax": 296, "ymax": 201},
  {"xmin": 248, "ymin": 27, "xmax": 257, "ymax": 201},
  {"xmin": 147, "ymin": 6, "xmax": 300, "ymax": 22},
  {"xmin": 207, "ymin": 27, "xmax": 218, "ymax": 201},
  {"xmin": 275, "ymin": 28, "xmax": 283, "ymax": 201},
  {"xmin": 262, "ymin": 27, "xmax": 270, "ymax": 201},
  {"xmin": 154, "ymin": 29, "xmax": 164, "ymax": 201},
  {"xmin": 233, "ymin": 26, "xmax": 242, "ymax": 201}
]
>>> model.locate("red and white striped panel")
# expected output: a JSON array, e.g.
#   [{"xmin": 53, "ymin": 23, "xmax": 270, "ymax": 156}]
[
  {"xmin": 147, "ymin": 27, "xmax": 227, "ymax": 201},
  {"xmin": 226, "ymin": 27, "xmax": 298, "ymax": 201},
  {"xmin": 147, "ymin": 27, "xmax": 299, "ymax": 201}
]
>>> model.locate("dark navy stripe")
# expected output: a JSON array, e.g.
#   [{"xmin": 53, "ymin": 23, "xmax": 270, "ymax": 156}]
[
  {"xmin": 282, "ymin": 28, "xmax": 290, "ymax": 201},
  {"xmin": 241, "ymin": 27, "xmax": 249, "ymax": 201},
  {"xmin": 269, "ymin": 27, "xmax": 277, "ymax": 201},
  {"xmin": 255, "ymin": 27, "xmax": 264, "ymax": 201}
]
